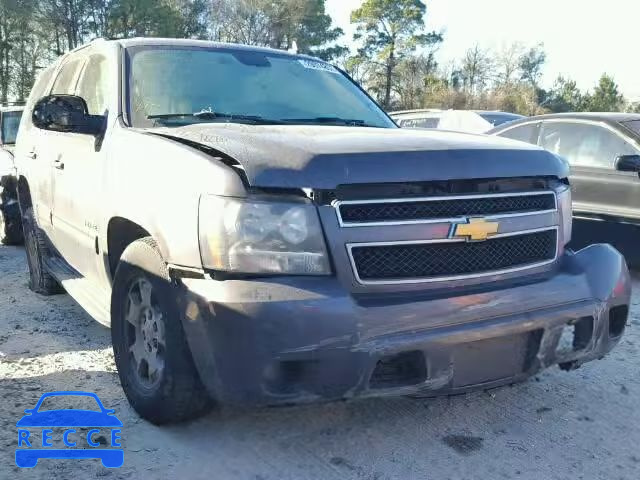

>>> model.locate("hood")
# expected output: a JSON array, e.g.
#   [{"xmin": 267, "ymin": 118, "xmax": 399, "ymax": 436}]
[{"xmin": 146, "ymin": 124, "xmax": 569, "ymax": 189}]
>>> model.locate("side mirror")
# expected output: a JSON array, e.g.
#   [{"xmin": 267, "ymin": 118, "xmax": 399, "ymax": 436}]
[
  {"xmin": 615, "ymin": 154, "xmax": 640, "ymax": 173},
  {"xmin": 32, "ymin": 95, "xmax": 105, "ymax": 136}
]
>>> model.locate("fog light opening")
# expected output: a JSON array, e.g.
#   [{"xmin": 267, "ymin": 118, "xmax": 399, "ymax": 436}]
[
  {"xmin": 609, "ymin": 305, "xmax": 629, "ymax": 338},
  {"xmin": 556, "ymin": 316, "xmax": 593, "ymax": 356},
  {"xmin": 370, "ymin": 350, "xmax": 427, "ymax": 390},
  {"xmin": 263, "ymin": 360, "xmax": 307, "ymax": 395},
  {"xmin": 573, "ymin": 316, "xmax": 593, "ymax": 350}
]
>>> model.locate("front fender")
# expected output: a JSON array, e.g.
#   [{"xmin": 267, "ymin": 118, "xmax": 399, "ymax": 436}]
[{"xmin": 104, "ymin": 127, "xmax": 247, "ymax": 268}]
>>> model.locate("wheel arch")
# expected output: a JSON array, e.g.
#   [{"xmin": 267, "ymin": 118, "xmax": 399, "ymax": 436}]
[
  {"xmin": 106, "ymin": 217, "xmax": 155, "ymax": 280},
  {"xmin": 16, "ymin": 175, "xmax": 32, "ymax": 214}
]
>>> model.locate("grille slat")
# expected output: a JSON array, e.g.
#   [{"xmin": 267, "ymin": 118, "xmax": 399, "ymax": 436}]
[
  {"xmin": 339, "ymin": 193, "xmax": 556, "ymax": 225},
  {"xmin": 350, "ymin": 229, "xmax": 557, "ymax": 282}
]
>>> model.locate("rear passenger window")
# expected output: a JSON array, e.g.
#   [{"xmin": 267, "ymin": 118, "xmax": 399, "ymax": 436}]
[
  {"xmin": 51, "ymin": 57, "xmax": 85, "ymax": 95},
  {"xmin": 498, "ymin": 124, "xmax": 538, "ymax": 144}
]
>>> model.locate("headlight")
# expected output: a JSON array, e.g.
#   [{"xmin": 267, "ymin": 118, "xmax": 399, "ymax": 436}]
[
  {"xmin": 199, "ymin": 195, "xmax": 331, "ymax": 275},
  {"xmin": 557, "ymin": 184, "xmax": 572, "ymax": 244}
]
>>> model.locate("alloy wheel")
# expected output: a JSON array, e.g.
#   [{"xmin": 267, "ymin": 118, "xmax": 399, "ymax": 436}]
[{"xmin": 125, "ymin": 277, "xmax": 166, "ymax": 389}]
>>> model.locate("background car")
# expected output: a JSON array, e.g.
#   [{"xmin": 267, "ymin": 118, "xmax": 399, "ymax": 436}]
[
  {"xmin": 0, "ymin": 103, "xmax": 24, "ymax": 244},
  {"xmin": 489, "ymin": 113, "xmax": 640, "ymax": 222},
  {"xmin": 391, "ymin": 109, "xmax": 524, "ymax": 133},
  {"xmin": 489, "ymin": 112, "xmax": 640, "ymax": 265}
]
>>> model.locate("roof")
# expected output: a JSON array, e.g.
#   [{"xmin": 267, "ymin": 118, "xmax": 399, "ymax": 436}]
[
  {"xmin": 390, "ymin": 109, "xmax": 443, "ymax": 116},
  {"xmin": 390, "ymin": 109, "xmax": 522, "ymax": 118},
  {"xmin": 518, "ymin": 112, "xmax": 640, "ymax": 123},
  {"xmin": 471, "ymin": 110, "xmax": 522, "ymax": 117},
  {"xmin": 82, "ymin": 37, "xmax": 319, "ymax": 60}
]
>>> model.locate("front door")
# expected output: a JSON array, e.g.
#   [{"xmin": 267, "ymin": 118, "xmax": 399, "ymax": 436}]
[{"xmin": 50, "ymin": 53, "xmax": 111, "ymax": 281}]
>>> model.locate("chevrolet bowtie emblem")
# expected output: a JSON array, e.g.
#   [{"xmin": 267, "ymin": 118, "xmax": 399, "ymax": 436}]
[{"xmin": 452, "ymin": 218, "xmax": 499, "ymax": 241}]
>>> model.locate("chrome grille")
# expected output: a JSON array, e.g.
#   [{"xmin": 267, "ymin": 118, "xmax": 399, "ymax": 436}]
[
  {"xmin": 336, "ymin": 191, "xmax": 556, "ymax": 226},
  {"xmin": 349, "ymin": 229, "xmax": 558, "ymax": 284}
]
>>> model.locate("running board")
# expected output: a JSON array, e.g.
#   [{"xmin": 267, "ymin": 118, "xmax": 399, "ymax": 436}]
[{"xmin": 44, "ymin": 256, "xmax": 111, "ymax": 327}]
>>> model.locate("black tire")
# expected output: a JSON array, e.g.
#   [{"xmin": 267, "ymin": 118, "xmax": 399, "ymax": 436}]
[
  {"xmin": 23, "ymin": 208, "xmax": 62, "ymax": 295},
  {"xmin": 0, "ymin": 207, "xmax": 23, "ymax": 245},
  {"xmin": 111, "ymin": 237, "xmax": 213, "ymax": 424}
]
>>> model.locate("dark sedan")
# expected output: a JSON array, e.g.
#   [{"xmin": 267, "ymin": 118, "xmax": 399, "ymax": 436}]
[{"xmin": 489, "ymin": 113, "xmax": 640, "ymax": 224}]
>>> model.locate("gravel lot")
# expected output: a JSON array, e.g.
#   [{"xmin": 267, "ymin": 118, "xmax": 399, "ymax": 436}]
[{"xmin": 1, "ymin": 242, "xmax": 639, "ymax": 480}]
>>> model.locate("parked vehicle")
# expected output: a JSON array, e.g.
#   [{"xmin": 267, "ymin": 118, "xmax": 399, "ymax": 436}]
[
  {"xmin": 0, "ymin": 104, "xmax": 24, "ymax": 244},
  {"xmin": 489, "ymin": 113, "xmax": 640, "ymax": 223},
  {"xmin": 15, "ymin": 38, "xmax": 630, "ymax": 425},
  {"xmin": 391, "ymin": 109, "xmax": 524, "ymax": 133}
]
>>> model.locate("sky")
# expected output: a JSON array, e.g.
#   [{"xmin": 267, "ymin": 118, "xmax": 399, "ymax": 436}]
[{"xmin": 326, "ymin": 0, "xmax": 640, "ymax": 100}]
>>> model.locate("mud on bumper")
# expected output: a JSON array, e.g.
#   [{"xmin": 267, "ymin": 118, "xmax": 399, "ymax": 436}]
[{"xmin": 177, "ymin": 244, "xmax": 630, "ymax": 406}]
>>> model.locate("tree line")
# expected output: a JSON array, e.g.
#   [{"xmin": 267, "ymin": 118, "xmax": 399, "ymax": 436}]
[{"xmin": 1, "ymin": 0, "xmax": 635, "ymax": 115}]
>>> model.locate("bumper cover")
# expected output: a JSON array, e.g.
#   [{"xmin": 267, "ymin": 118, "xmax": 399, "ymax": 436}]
[{"xmin": 177, "ymin": 244, "xmax": 630, "ymax": 406}]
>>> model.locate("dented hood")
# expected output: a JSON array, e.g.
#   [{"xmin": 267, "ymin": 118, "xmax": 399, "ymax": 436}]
[{"xmin": 147, "ymin": 123, "xmax": 569, "ymax": 189}]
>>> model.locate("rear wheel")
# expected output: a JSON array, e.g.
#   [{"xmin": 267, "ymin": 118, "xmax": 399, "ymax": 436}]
[{"xmin": 111, "ymin": 237, "xmax": 213, "ymax": 424}]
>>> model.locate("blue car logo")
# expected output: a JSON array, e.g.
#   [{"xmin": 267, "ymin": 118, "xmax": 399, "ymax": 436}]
[{"xmin": 16, "ymin": 391, "xmax": 123, "ymax": 468}]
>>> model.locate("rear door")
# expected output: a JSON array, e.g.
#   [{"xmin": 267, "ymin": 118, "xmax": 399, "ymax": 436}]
[{"xmin": 538, "ymin": 120, "xmax": 640, "ymax": 220}]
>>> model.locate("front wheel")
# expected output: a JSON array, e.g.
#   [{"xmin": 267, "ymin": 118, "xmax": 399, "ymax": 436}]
[{"xmin": 111, "ymin": 237, "xmax": 213, "ymax": 424}]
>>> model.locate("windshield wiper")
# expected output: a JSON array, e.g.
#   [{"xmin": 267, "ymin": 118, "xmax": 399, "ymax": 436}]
[
  {"xmin": 280, "ymin": 116, "xmax": 377, "ymax": 127},
  {"xmin": 147, "ymin": 112, "xmax": 284, "ymax": 125}
]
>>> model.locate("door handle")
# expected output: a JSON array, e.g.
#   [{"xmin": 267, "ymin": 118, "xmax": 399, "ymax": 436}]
[
  {"xmin": 53, "ymin": 160, "xmax": 64, "ymax": 170},
  {"xmin": 26, "ymin": 151, "xmax": 37, "ymax": 159}
]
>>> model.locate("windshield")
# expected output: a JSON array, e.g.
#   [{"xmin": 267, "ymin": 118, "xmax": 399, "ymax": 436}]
[
  {"xmin": 1, "ymin": 110, "xmax": 22, "ymax": 144},
  {"xmin": 622, "ymin": 119, "xmax": 640, "ymax": 135},
  {"xmin": 126, "ymin": 46, "xmax": 395, "ymax": 129},
  {"xmin": 397, "ymin": 116, "xmax": 441, "ymax": 128},
  {"xmin": 478, "ymin": 112, "xmax": 524, "ymax": 127}
]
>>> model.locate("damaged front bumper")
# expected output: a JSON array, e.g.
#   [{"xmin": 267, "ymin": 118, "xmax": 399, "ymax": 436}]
[{"xmin": 177, "ymin": 244, "xmax": 630, "ymax": 406}]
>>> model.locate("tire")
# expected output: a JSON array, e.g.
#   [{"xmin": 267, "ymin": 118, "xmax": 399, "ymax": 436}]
[
  {"xmin": 111, "ymin": 237, "xmax": 213, "ymax": 424},
  {"xmin": 23, "ymin": 208, "xmax": 62, "ymax": 295},
  {"xmin": 0, "ymin": 207, "xmax": 23, "ymax": 245}
]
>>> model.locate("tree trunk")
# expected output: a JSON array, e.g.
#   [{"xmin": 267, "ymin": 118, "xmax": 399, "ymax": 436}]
[{"xmin": 384, "ymin": 41, "xmax": 395, "ymax": 109}]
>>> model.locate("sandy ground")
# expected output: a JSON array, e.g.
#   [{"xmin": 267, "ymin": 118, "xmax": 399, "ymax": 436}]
[{"xmin": 1, "ymin": 243, "xmax": 639, "ymax": 480}]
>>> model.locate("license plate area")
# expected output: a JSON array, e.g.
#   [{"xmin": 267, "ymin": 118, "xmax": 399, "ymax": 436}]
[{"xmin": 452, "ymin": 331, "xmax": 540, "ymax": 388}]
